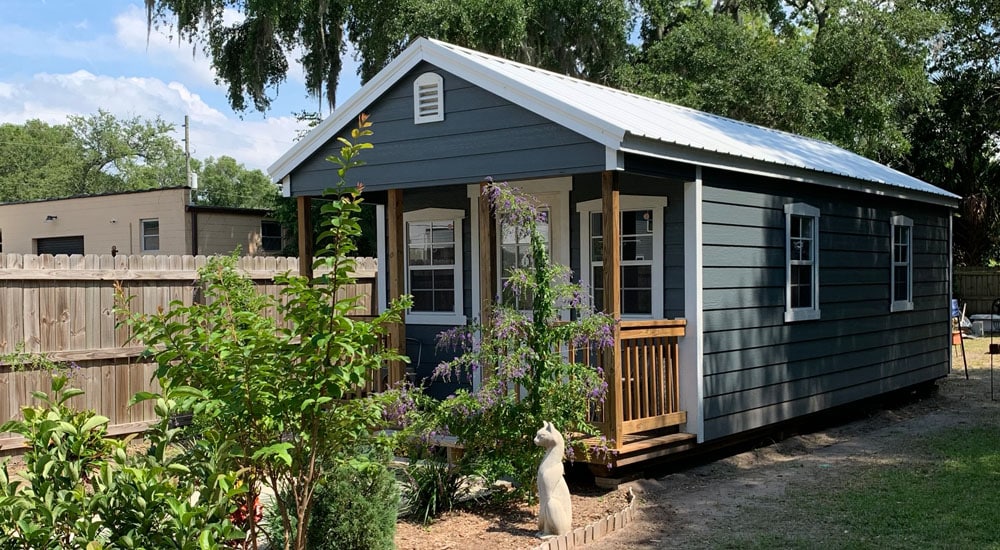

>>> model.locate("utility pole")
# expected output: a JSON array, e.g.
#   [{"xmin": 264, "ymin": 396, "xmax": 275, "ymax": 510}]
[{"xmin": 184, "ymin": 115, "xmax": 191, "ymax": 188}]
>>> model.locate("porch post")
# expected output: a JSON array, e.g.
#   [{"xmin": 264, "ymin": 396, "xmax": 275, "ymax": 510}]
[
  {"xmin": 296, "ymin": 196, "xmax": 314, "ymax": 279},
  {"xmin": 601, "ymin": 171, "xmax": 624, "ymax": 450},
  {"xmin": 387, "ymin": 189, "xmax": 407, "ymax": 386},
  {"xmin": 478, "ymin": 182, "xmax": 497, "ymax": 380}
]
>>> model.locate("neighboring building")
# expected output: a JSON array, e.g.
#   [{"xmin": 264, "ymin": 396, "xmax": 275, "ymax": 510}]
[
  {"xmin": 269, "ymin": 38, "xmax": 960, "ymax": 468},
  {"xmin": 0, "ymin": 187, "xmax": 283, "ymax": 256}
]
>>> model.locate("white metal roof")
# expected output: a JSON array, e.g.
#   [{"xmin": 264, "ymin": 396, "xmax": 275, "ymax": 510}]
[{"xmin": 269, "ymin": 37, "xmax": 958, "ymax": 204}]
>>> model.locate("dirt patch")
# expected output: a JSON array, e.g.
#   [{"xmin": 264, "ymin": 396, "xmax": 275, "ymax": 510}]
[{"xmin": 395, "ymin": 482, "xmax": 631, "ymax": 550}]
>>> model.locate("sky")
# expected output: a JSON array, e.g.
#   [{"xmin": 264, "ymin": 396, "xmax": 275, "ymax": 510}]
[{"xmin": 0, "ymin": 1, "xmax": 364, "ymax": 173}]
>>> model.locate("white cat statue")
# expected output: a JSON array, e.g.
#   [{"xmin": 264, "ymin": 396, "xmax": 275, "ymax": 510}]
[{"xmin": 533, "ymin": 421, "xmax": 573, "ymax": 538}]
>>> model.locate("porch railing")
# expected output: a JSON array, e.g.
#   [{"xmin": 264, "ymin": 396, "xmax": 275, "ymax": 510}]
[{"xmin": 589, "ymin": 319, "xmax": 687, "ymax": 448}]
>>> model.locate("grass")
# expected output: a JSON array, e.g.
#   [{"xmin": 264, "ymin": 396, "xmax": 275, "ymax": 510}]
[{"xmin": 712, "ymin": 426, "xmax": 1000, "ymax": 550}]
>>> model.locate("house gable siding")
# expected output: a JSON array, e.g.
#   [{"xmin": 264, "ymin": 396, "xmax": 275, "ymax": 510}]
[
  {"xmin": 700, "ymin": 168, "xmax": 951, "ymax": 441},
  {"xmin": 288, "ymin": 62, "xmax": 606, "ymax": 196}
]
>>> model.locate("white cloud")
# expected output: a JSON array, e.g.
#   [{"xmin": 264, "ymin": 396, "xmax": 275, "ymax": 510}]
[
  {"xmin": 113, "ymin": 5, "xmax": 218, "ymax": 87},
  {"xmin": 0, "ymin": 71, "xmax": 307, "ymax": 171}
]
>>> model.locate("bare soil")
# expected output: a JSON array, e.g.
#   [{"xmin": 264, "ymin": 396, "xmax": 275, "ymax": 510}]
[{"xmin": 401, "ymin": 337, "xmax": 1000, "ymax": 549}]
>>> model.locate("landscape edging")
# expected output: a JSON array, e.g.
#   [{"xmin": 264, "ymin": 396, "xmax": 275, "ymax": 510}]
[{"xmin": 531, "ymin": 487, "xmax": 636, "ymax": 550}]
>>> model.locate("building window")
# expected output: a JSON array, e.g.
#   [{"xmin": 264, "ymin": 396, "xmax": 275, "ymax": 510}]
[
  {"xmin": 413, "ymin": 72, "xmax": 444, "ymax": 124},
  {"xmin": 500, "ymin": 208, "xmax": 551, "ymax": 310},
  {"xmin": 261, "ymin": 220, "xmax": 282, "ymax": 253},
  {"xmin": 578, "ymin": 196, "xmax": 667, "ymax": 319},
  {"xmin": 891, "ymin": 215, "xmax": 914, "ymax": 312},
  {"xmin": 0, "ymin": 230, "xmax": 3, "ymax": 253},
  {"xmin": 404, "ymin": 208, "xmax": 465, "ymax": 325},
  {"xmin": 141, "ymin": 219, "xmax": 159, "ymax": 252},
  {"xmin": 784, "ymin": 203, "xmax": 820, "ymax": 322}
]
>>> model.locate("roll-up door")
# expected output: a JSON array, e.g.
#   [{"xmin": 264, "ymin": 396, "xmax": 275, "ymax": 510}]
[{"xmin": 36, "ymin": 236, "xmax": 84, "ymax": 255}]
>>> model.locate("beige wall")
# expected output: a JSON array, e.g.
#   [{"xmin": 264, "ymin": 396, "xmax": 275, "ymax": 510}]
[
  {"xmin": 0, "ymin": 188, "xmax": 191, "ymax": 255},
  {"xmin": 195, "ymin": 212, "xmax": 272, "ymax": 256}
]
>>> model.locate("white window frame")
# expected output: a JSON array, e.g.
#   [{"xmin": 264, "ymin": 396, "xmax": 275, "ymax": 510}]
[
  {"xmin": 890, "ymin": 215, "xmax": 914, "ymax": 312},
  {"xmin": 141, "ymin": 218, "xmax": 159, "ymax": 252},
  {"xmin": 413, "ymin": 72, "xmax": 444, "ymax": 124},
  {"xmin": 494, "ymin": 182, "xmax": 571, "ymax": 313},
  {"xmin": 784, "ymin": 203, "xmax": 821, "ymax": 322},
  {"xmin": 577, "ymin": 196, "xmax": 667, "ymax": 320},
  {"xmin": 403, "ymin": 207, "xmax": 466, "ymax": 326}
]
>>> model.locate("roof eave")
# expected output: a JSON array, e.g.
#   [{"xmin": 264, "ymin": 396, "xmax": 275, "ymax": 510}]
[{"xmin": 620, "ymin": 141, "xmax": 961, "ymax": 209}]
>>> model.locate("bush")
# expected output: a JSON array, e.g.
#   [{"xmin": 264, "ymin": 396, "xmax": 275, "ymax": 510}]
[{"xmin": 269, "ymin": 461, "xmax": 399, "ymax": 550}]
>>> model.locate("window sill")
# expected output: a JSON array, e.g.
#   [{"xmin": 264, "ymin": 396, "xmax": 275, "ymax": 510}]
[
  {"xmin": 405, "ymin": 312, "xmax": 468, "ymax": 326},
  {"xmin": 890, "ymin": 301, "xmax": 914, "ymax": 313},
  {"xmin": 785, "ymin": 308, "xmax": 821, "ymax": 322}
]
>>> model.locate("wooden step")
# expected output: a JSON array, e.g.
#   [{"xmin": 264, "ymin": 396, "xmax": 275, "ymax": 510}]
[{"xmin": 614, "ymin": 432, "xmax": 697, "ymax": 467}]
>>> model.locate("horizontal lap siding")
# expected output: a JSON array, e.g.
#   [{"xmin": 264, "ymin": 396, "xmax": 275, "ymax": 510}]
[
  {"xmin": 290, "ymin": 63, "xmax": 605, "ymax": 195},
  {"xmin": 701, "ymin": 170, "xmax": 951, "ymax": 441}
]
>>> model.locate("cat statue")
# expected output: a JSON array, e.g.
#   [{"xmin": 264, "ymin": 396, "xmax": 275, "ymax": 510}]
[{"xmin": 533, "ymin": 421, "xmax": 573, "ymax": 538}]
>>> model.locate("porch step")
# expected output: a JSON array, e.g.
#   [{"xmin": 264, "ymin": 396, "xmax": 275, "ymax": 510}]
[{"xmin": 614, "ymin": 432, "xmax": 697, "ymax": 467}]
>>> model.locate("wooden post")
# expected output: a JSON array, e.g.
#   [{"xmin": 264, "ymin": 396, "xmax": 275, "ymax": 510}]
[
  {"xmin": 387, "ymin": 189, "xmax": 407, "ymax": 386},
  {"xmin": 296, "ymin": 196, "xmax": 314, "ymax": 279},
  {"xmin": 601, "ymin": 171, "xmax": 624, "ymax": 450},
  {"xmin": 478, "ymin": 182, "xmax": 497, "ymax": 380}
]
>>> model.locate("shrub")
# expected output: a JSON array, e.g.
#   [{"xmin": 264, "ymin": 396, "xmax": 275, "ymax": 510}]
[
  {"xmin": 0, "ymin": 374, "xmax": 242, "ymax": 549},
  {"xmin": 268, "ymin": 460, "xmax": 399, "ymax": 550}
]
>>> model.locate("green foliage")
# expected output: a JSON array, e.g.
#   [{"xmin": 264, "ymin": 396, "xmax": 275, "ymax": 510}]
[
  {"xmin": 622, "ymin": 12, "xmax": 825, "ymax": 136},
  {"xmin": 193, "ymin": 156, "xmax": 279, "ymax": 210},
  {"xmin": 426, "ymin": 182, "xmax": 614, "ymax": 499},
  {"xmin": 0, "ymin": 374, "xmax": 242, "ymax": 549},
  {"xmin": 118, "ymin": 116, "xmax": 410, "ymax": 550},
  {"xmin": 269, "ymin": 460, "xmax": 399, "ymax": 550},
  {"xmin": 0, "ymin": 120, "xmax": 82, "ymax": 203}
]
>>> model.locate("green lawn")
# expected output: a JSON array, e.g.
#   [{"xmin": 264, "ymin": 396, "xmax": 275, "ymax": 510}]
[{"xmin": 712, "ymin": 427, "xmax": 1000, "ymax": 549}]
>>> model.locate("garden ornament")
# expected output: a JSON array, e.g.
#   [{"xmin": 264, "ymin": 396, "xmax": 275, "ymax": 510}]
[{"xmin": 534, "ymin": 421, "xmax": 573, "ymax": 537}]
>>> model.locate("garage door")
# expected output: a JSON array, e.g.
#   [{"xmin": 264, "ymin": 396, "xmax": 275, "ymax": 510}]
[{"xmin": 36, "ymin": 236, "xmax": 85, "ymax": 255}]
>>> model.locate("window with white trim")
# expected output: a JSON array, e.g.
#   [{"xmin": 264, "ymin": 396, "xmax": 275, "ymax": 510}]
[
  {"xmin": 500, "ymin": 207, "xmax": 550, "ymax": 309},
  {"xmin": 578, "ymin": 196, "xmax": 666, "ymax": 318},
  {"xmin": 890, "ymin": 215, "xmax": 913, "ymax": 312},
  {"xmin": 141, "ymin": 219, "xmax": 159, "ymax": 252},
  {"xmin": 404, "ymin": 208, "xmax": 465, "ymax": 325},
  {"xmin": 784, "ymin": 203, "xmax": 820, "ymax": 322},
  {"xmin": 413, "ymin": 72, "xmax": 444, "ymax": 124}
]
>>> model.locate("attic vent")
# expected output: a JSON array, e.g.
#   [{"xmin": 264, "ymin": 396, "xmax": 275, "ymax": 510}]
[{"xmin": 413, "ymin": 72, "xmax": 444, "ymax": 124}]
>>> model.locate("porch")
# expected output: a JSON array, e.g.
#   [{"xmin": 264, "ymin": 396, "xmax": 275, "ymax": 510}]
[{"xmin": 297, "ymin": 170, "xmax": 696, "ymax": 468}]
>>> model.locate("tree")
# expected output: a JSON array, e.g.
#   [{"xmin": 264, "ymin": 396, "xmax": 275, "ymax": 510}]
[
  {"xmin": 195, "ymin": 156, "xmax": 279, "ymax": 210},
  {"xmin": 144, "ymin": 0, "xmax": 631, "ymax": 113},
  {"xmin": 0, "ymin": 120, "xmax": 83, "ymax": 202},
  {"xmin": 67, "ymin": 109, "xmax": 185, "ymax": 195},
  {"xmin": 621, "ymin": 11, "xmax": 825, "ymax": 136}
]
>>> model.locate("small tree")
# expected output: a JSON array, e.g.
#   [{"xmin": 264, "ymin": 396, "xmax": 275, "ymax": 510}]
[
  {"xmin": 119, "ymin": 115, "xmax": 411, "ymax": 550},
  {"xmin": 432, "ymin": 180, "xmax": 615, "ymax": 496}
]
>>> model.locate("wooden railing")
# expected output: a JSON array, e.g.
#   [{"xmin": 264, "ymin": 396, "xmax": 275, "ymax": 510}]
[
  {"xmin": 583, "ymin": 319, "xmax": 686, "ymax": 448},
  {"xmin": 618, "ymin": 319, "xmax": 686, "ymax": 435}
]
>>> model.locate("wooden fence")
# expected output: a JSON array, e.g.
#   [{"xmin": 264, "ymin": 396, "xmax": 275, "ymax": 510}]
[
  {"xmin": 0, "ymin": 253, "xmax": 378, "ymax": 452},
  {"xmin": 954, "ymin": 267, "xmax": 1000, "ymax": 316}
]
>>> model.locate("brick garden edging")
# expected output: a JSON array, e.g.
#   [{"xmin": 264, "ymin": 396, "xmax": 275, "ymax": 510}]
[{"xmin": 531, "ymin": 487, "xmax": 636, "ymax": 550}]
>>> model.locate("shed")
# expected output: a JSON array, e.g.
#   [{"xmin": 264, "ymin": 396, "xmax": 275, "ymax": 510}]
[{"xmin": 270, "ymin": 38, "xmax": 960, "ymax": 467}]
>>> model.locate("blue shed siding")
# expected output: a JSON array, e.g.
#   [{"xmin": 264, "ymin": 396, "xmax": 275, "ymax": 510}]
[
  {"xmin": 288, "ymin": 62, "xmax": 606, "ymax": 196},
  {"xmin": 701, "ymin": 169, "xmax": 951, "ymax": 440}
]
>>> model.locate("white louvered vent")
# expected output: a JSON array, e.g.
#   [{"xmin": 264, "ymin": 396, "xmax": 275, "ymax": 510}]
[{"xmin": 413, "ymin": 72, "xmax": 444, "ymax": 124}]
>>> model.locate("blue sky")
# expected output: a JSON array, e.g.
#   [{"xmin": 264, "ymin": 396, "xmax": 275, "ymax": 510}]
[{"xmin": 0, "ymin": 1, "xmax": 364, "ymax": 172}]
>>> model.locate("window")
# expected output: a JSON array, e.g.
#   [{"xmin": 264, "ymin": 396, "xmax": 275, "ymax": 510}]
[
  {"xmin": 784, "ymin": 203, "xmax": 820, "ymax": 322},
  {"xmin": 890, "ymin": 215, "xmax": 914, "ymax": 312},
  {"xmin": 141, "ymin": 219, "xmax": 159, "ymax": 252},
  {"xmin": 578, "ymin": 196, "xmax": 667, "ymax": 318},
  {"xmin": 0, "ymin": 230, "xmax": 3, "ymax": 253},
  {"xmin": 500, "ymin": 208, "xmax": 550, "ymax": 309},
  {"xmin": 404, "ymin": 208, "xmax": 465, "ymax": 325},
  {"xmin": 413, "ymin": 72, "xmax": 444, "ymax": 124},
  {"xmin": 261, "ymin": 220, "xmax": 282, "ymax": 253}
]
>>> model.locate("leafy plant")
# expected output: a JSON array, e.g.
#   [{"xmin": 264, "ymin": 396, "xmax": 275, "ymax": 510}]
[
  {"xmin": 430, "ymin": 180, "xmax": 615, "ymax": 498},
  {"xmin": 0, "ymin": 374, "xmax": 242, "ymax": 549},
  {"xmin": 118, "ymin": 115, "xmax": 411, "ymax": 550}
]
